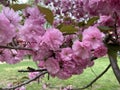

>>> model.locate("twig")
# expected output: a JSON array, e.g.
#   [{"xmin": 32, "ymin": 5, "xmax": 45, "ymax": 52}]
[
  {"xmin": 72, "ymin": 64, "xmax": 111, "ymax": 90},
  {"xmin": 18, "ymin": 68, "xmax": 47, "ymax": 72},
  {"xmin": 113, "ymin": 12, "xmax": 118, "ymax": 40},
  {"xmin": 90, "ymin": 67, "xmax": 97, "ymax": 77},
  {"xmin": 1, "ymin": 71, "xmax": 48, "ymax": 90},
  {"xmin": 0, "ymin": 45, "xmax": 33, "ymax": 51}
]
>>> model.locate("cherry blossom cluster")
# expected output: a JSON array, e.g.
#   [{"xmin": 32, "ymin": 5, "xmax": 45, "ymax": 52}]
[
  {"xmin": 42, "ymin": 0, "xmax": 120, "ymax": 17},
  {"xmin": 39, "ymin": 0, "xmax": 120, "ymax": 28},
  {"xmin": 41, "ymin": 0, "xmax": 85, "ymax": 25},
  {"xmin": 0, "ymin": 5, "xmax": 109, "ymax": 80},
  {"xmin": 1, "ymin": 0, "xmax": 120, "ymax": 90}
]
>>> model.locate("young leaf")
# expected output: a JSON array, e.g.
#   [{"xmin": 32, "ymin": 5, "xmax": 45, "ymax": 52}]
[
  {"xmin": 78, "ymin": 21, "xmax": 85, "ymax": 27},
  {"xmin": 57, "ymin": 23, "xmax": 64, "ymax": 29},
  {"xmin": 37, "ymin": 6, "xmax": 54, "ymax": 25},
  {"xmin": 10, "ymin": 4, "xmax": 30, "ymax": 11},
  {"xmin": 98, "ymin": 26, "xmax": 113, "ymax": 33},
  {"xmin": 60, "ymin": 25, "xmax": 78, "ymax": 34},
  {"xmin": 86, "ymin": 16, "xmax": 99, "ymax": 26}
]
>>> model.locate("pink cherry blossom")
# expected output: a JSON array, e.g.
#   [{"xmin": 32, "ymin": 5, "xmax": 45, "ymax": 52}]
[
  {"xmin": 45, "ymin": 57, "xmax": 60, "ymax": 75},
  {"xmin": 32, "ymin": 43, "xmax": 52, "ymax": 61},
  {"xmin": 98, "ymin": 15, "xmax": 114, "ymax": 26},
  {"xmin": 1, "ymin": 49, "xmax": 24, "ymax": 64},
  {"xmin": 83, "ymin": 26, "xmax": 103, "ymax": 49},
  {"xmin": 19, "ymin": 23, "xmax": 45, "ymax": 52},
  {"xmin": 2, "ymin": 7, "xmax": 21, "ymax": 28},
  {"xmin": 38, "ymin": 61, "xmax": 45, "ymax": 68},
  {"xmin": 60, "ymin": 47, "xmax": 73, "ymax": 61},
  {"xmin": 56, "ymin": 69, "xmax": 72, "ymax": 80},
  {"xmin": 72, "ymin": 40, "xmax": 91, "ymax": 59},
  {"xmin": 42, "ymin": 28, "xmax": 64, "ymax": 51},
  {"xmin": 83, "ymin": 0, "xmax": 110, "ymax": 16},
  {"xmin": 63, "ymin": 34, "xmax": 78, "ymax": 47},
  {"xmin": 72, "ymin": 65, "xmax": 83, "ymax": 75},
  {"xmin": 19, "ymin": 7, "xmax": 46, "ymax": 51},
  {"xmin": 73, "ymin": 55, "xmax": 88, "ymax": 69},
  {"xmin": 28, "ymin": 72, "xmax": 39, "ymax": 79},
  {"xmin": 107, "ymin": 0, "xmax": 120, "ymax": 15},
  {"xmin": 62, "ymin": 60, "xmax": 76, "ymax": 74},
  {"xmin": 20, "ymin": 24, "xmax": 45, "ymax": 42},
  {"xmin": 24, "ymin": 7, "xmax": 46, "ymax": 26},
  {"xmin": 0, "ymin": 13, "xmax": 16, "ymax": 45},
  {"xmin": 94, "ymin": 45, "xmax": 107, "ymax": 58}
]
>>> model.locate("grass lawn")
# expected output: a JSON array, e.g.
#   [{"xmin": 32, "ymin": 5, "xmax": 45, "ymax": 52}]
[{"xmin": 0, "ymin": 57, "xmax": 120, "ymax": 90}]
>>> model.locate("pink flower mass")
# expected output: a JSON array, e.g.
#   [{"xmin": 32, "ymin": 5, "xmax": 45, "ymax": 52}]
[
  {"xmin": 42, "ymin": 28, "xmax": 64, "ymax": 51},
  {"xmin": 83, "ymin": 26, "xmax": 103, "ymax": 49},
  {"xmin": 45, "ymin": 57, "xmax": 60, "ymax": 75},
  {"xmin": 72, "ymin": 40, "xmax": 91, "ymax": 59},
  {"xmin": 93, "ymin": 45, "xmax": 108, "ymax": 58},
  {"xmin": 0, "ymin": 0, "xmax": 116, "ymax": 84},
  {"xmin": 0, "ymin": 11, "xmax": 16, "ymax": 45},
  {"xmin": 60, "ymin": 47, "xmax": 73, "ymax": 61},
  {"xmin": 2, "ymin": 7, "xmax": 21, "ymax": 28}
]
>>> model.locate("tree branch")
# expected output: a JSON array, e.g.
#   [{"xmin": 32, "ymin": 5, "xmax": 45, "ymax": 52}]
[
  {"xmin": 1, "ymin": 71, "xmax": 48, "ymax": 90},
  {"xmin": 113, "ymin": 12, "xmax": 118, "ymax": 40},
  {"xmin": 0, "ymin": 45, "xmax": 33, "ymax": 51},
  {"xmin": 108, "ymin": 55, "xmax": 120, "ymax": 84},
  {"xmin": 72, "ymin": 64, "xmax": 111, "ymax": 90},
  {"xmin": 18, "ymin": 68, "xmax": 47, "ymax": 72}
]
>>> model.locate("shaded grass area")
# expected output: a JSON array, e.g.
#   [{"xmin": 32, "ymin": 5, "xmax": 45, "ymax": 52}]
[{"xmin": 0, "ymin": 57, "xmax": 120, "ymax": 90}]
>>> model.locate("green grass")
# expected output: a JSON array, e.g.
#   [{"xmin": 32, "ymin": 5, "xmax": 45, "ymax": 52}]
[
  {"xmin": 0, "ymin": 57, "xmax": 120, "ymax": 90},
  {"xmin": 0, "ymin": 59, "xmax": 37, "ymax": 87}
]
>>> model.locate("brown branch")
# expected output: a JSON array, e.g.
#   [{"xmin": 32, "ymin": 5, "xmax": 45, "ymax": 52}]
[
  {"xmin": 0, "ymin": 45, "xmax": 33, "ymax": 51},
  {"xmin": 72, "ymin": 64, "xmax": 111, "ymax": 90},
  {"xmin": 18, "ymin": 68, "xmax": 47, "ymax": 72},
  {"xmin": 113, "ymin": 12, "xmax": 118, "ymax": 40},
  {"xmin": 108, "ymin": 55, "xmax": 120, "ymax": 84},
  {"xmin": 1, "ymin": 71, "xmax": 48, "ymax": 90}
]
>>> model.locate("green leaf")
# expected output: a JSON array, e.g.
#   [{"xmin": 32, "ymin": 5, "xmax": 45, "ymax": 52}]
[
  {"xmin": 60, "ymin": 25, "xmax": 78, "ymax": 34},
  {"xmin": 78, "ymin": 21, "xmax": 85, "ymax": 27},
  {"xmin": 10, "ymin": 4, "xmax": 30, "ymax": 11},
  {"xmin": 38, "ymin": 6, "xmax": 54, "ymax": 25},
  {"xmin": 57, "ymin": 23, "xmax": 64, "ymax": 29},
  {"xmin": 86, "ymin": 16, "xmax": 99, "ymax": 26},
  {"xmin": 98, "ymin": 26, "xmax": 113, "ymax": 33}
]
